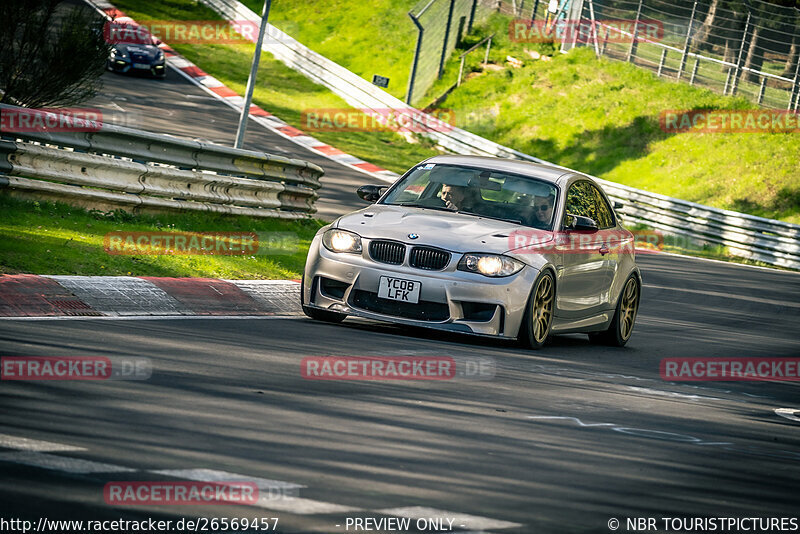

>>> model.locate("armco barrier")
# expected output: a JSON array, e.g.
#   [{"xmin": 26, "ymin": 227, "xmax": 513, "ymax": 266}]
[
  {"xmin": 200, "ymin": 0, "xmax": 800, "ymax": 269},
  {"xmin": 0, "ymin": 105, "xmax": 323, "ymax": 219}
]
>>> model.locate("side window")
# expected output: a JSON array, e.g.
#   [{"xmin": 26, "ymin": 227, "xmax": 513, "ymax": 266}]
[
  {"xmin": 564, "ymin": 181, "xmax": 596, "ymax": 220},
  {"xmin": 589, "ymin": 184, "xmax": 615, "ymax": 229}
]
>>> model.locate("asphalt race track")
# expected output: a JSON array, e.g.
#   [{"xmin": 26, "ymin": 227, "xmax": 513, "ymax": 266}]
[{"xmin": 1, "ymin": 66, "xmax": 799, "ymax": 534}]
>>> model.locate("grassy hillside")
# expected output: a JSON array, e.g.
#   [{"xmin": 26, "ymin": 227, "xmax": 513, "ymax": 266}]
[{"xmin": 114, "ymin": 1, "xmax": 799, "ymax": 223}]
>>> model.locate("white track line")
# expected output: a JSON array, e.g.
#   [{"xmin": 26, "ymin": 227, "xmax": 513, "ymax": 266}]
[
  {"xmin": 152, "ymin": 468, "xmax": 304, "ymax": 491},
  {"xmin": 0, "ymin": 451, "xmax": 135, "ymax": 473},
  {"xmin": 0, "ymin": 433, "xmax": 86, "ymax": 452},
  {"xmin": 378, "ymin": 506, "xmax": 522, "ymax": 531},
  {"xmin": 152, "ymin": 468, "xmax": 357, "ymax": 515}
]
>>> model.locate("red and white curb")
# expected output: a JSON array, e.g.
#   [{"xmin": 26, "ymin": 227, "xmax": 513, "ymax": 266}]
[
  {"xmin": 0, "ymin": 274, "xmax": 301, "ymax": 318},
  {"xmin": 90, "ymin": 0, "xmax": 399, "ymax": 184}
]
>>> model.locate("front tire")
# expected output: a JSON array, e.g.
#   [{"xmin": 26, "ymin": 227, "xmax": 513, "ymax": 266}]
[
  {"xmin": 300, "ymin": 276, "xmax": 347, "ymax": 323},
  {"xmin": 589, "ymin": 274, "xmax": 640, "ymax": 347},
  {"xmin": 519, "ymin": 270, "xmax": 555, "ymax": 350}
]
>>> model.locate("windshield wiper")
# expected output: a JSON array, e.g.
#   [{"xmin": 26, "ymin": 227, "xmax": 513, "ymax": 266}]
[
  {"xmin": 457, "ymin": 210, "xmax": 522, "ymax": 225},
  {"xmin": 394, "ymin": 203, "xmax": 456, "ymax": 212}
]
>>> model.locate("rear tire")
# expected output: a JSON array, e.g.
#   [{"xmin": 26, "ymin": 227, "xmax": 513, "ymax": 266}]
[
  {"xmin": 519, "ymin": 270, "xmax": 555, "ymax": 350},
  {"xmin": 589, "ymin": 274, "xmax": 640, "ymax": 347},
  {"xmin": 301, "ymin": 276, "xmax": 347, "ymax": 323}
]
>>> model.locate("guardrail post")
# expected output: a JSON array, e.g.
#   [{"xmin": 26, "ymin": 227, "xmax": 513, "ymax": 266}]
[
  {"xmin": 689, "ymin": 58, "xmax": 699, "ymax": 85},
  {"xmin": 677, "ymin": 0, "xmax": 697, "ymax": 80},
  {"xmin": 756, "ymin": 76, "xmax": 767, "ymax": 105},
  {"xmin": 406, "ymin": 13, "xmax": 424, "ymax": 105},
  {"xmin": 438, "ymin": 0, "xmax": 456, "ymax": 79},
  {"xmin": 627, "ymin": 0, "xmax": 642, "ymax": 62}
]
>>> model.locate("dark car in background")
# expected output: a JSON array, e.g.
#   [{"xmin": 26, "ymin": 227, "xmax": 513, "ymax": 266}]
[{"xmin": 107, "ymin": 43, "xmax": 166, "ymax": 78}]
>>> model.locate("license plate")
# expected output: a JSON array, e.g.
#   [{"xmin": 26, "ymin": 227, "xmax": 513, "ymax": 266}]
[
  {"xmin": 378, "ymin": 276, "xmax": 420, "ymax": 304},
  {"xmin": 133, "ymin": 63, "xmax": 150, "ymax": 70}
]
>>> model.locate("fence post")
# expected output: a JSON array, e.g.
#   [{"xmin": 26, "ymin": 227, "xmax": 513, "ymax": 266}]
[
  {"xmin": 657, "ymin": 48, "xmax": 667, "ymax": 77},
  {"xmin": 439, "ymin": 0, "xmax": 456, "ymax": 79},
  {"xmin": 600, "ymin": 26, "xmax": 610, "ymax": 56},
  {"xmin": 789, "ymin": 49, "xmax": 800, "ymax": 111},
  {"xmin": 689, "ymin": 58, "xmax": 699, "ymax": 85},
  {"xmin": 406, "ymin": 13, "xmax": 424, "ymax": 105},
  {"xmin": 677, "ymin": 0, "xmax": 697, "ymax": 80},
  {"xmin": 531, "ymin": 0, "xmax": 539, "ymax": 22},
  {"xmin": 588, "ymin": 0, "xmax": 600, "ymax": 57},
  {"xmin": 756, "ymin": 76, "xmax": 766, "ymax": 105},
  {"xmin": 627, "ymin": 0, "xmax": 643, "ymax": 62},
  {"xmin": 560, "ymin": 0, "xmax": 586, "ymax": 53},
  {"xmin": 484, "ymin": 35, "xmax": 493, "ymax": 64},
  {"xmin": 468, "ymin": 0, "xmax": 478, "ymax": 31},
  {"xmin": 730, "ymin": 11, "xmax": 751, "ymax": 96},
  {"xmin": 458, "ymin": 56, "xmax": 466, "ymax": 86}
]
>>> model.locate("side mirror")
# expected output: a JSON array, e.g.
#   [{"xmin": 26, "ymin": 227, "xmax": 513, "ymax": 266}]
[
  {"xmin": 357, "ymin": 185, "xmax": 386, "ymax": 202},
  {"xmin": 565, "ymin": 214, "xmax": 599, "ymax": 232},
  {"xmin": 613, "ymin": 201, "xmax": 623, "ymax": 210}
]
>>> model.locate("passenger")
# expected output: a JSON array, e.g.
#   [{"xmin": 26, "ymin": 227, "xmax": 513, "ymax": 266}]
[{"xmin": 529, "ymin": 193, "xmax": 555, "ymax": 228}]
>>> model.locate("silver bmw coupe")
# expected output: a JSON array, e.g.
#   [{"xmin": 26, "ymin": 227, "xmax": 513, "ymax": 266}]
[{"xmin": 302, "ymin": 155, "xmax": 641, "ymax": 349}]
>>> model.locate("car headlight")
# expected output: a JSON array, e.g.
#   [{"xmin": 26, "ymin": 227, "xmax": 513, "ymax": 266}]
[
  {"xmin": 111, "ymin": 48, "xmax": 127, "ymax": 58},
  {"xmin": 458, "ymin": 253, "xmax": 524, "ymax": 277},
  {"xmin": 322, "ymin": 229, "xmax": 362, "ymax": 254},
  {"xmin": 156, "ymin": 50, "xmax": 164, "ymax": 61}
]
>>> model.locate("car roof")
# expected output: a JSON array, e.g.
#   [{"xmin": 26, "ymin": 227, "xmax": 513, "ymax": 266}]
[{"xmin": 423, "ymin": 155, "xmax": 573, "ymax": 184}]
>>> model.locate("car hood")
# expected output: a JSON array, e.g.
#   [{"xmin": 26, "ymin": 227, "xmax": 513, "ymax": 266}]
[{"xmin": 335, "ymin": 204, "xmax": 555, "ymax": 255}]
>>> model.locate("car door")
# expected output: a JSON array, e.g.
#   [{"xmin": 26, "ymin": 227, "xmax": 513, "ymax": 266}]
[{"xmin": 555, "ymin": 180, "xmax": 616, "ymax": 319}]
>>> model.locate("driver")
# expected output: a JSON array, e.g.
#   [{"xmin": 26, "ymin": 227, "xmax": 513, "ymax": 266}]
[{"xmin": 440, "ymin": 184, "xmax": 482, "ymax": 212}]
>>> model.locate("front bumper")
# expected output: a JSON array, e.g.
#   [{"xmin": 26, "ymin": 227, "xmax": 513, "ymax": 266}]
[
  {"xmin": 108, "ymin": 58, "xmax": 166, "ymax": 76},
  {"xmin": 303, "ymin": 236, "xmax": 539, "ymax": 339}
]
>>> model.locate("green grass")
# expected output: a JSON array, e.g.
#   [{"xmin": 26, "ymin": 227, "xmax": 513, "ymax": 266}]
[
  {"xmin": 0, "ymin": 195, "xmax": 324, "ymax": 278},
  {"xmin": 111, "ymin": 0, "xmax": 440, "ymax": 174},
  {"xmin": 241, "ymin": 0, "xmax": 419, "ymax": 102}
]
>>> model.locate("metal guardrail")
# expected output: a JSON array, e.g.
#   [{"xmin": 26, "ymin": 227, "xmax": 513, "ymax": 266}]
[
  {"xmin": 0, "ymin": 105, "xmax": 324, "ymax": 219},
  {"xmin": 204, "ymin": 0, "xmax": 800, "ymax": 267}
]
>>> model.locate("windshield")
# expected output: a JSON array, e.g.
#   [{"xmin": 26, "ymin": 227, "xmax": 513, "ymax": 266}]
[{"xmin": 380, "ymin": 163, "xmax": 559, "ymax": 229}]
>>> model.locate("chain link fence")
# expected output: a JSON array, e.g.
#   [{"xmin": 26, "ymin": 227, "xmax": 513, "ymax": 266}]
[
  {"xmin": 563, "ymin": 0, "xmax": 800, "ymax": 110},
  {"xmin": 406, "ymin": 0, "xmax": 498, "ymax": 105}
]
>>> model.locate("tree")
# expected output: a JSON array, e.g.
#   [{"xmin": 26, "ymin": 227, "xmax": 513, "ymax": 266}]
[
  {"xmin": 0, "ymin": 0, "xmax": 111, "ymax": 108},
  {"xmin": 781, "ymin": 25, "xmax": 798, "ymax": 78},
  {"xmin": 692, "ymin": 0, "xmax": 722, "ymax": 52}
]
